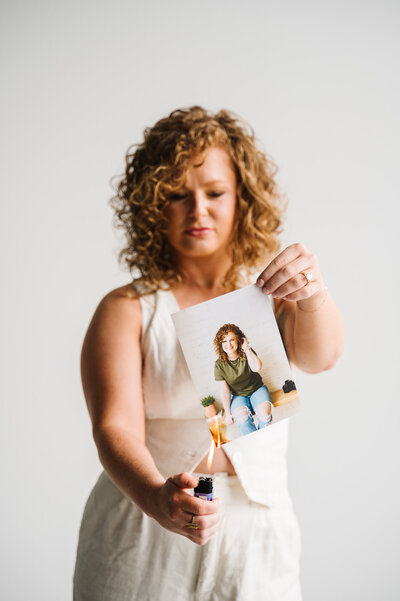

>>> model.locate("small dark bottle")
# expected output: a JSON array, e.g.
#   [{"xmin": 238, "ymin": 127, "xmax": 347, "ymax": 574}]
[{"xmin": 194, "ymin": 477, "xmax": 213, "ymax": 501}]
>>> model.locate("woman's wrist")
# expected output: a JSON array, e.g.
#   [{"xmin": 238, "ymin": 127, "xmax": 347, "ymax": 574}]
[
  {"xmin": 95, "ymin": 424, "xmax": 166, "ymax": 517},
  {"xmin": 143, "ymin": 480, "xmax": 167, "ymax": 519},
  {"xmin": 296, "ymin": 285, "xmax": 329, "ymax": 313}
]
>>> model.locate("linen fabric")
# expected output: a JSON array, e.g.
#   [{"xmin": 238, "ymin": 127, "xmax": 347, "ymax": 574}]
[
  {"xmin": 74, "ymin": 472, "xmax": 301, "ymax": 601},
  {"xmin": 73, "ymin": 286, "xmax": 302, "ymax": 600}
]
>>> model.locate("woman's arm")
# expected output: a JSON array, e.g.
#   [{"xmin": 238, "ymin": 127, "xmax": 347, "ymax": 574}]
[
  {"xmin": 218, "ymin": 379, "xmax": 233, "ymax": 424},
  {"xmin": 256, "ymin": 243, "xmax": 345, "ymax": 373},
  {"xmin": 81, "ymin": 286, "xmax": 219, "ymax": 544},
  {"xmin": 241, "ymin": 338, "xmax": 262, "ymax": 372}
]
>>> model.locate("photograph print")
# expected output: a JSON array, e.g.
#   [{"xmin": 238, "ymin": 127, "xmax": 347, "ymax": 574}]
[{"xmin": 172, "ymin": 284, "xmax": 300, "ymax": 444}]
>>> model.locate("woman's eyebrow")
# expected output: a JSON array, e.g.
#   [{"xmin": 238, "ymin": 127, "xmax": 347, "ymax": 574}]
[
  {"xmin": 203, "ymin": 179, "xmax": 227, "ymax": 186},
  {"xmin": 179, "ymin": 179, "xmax": 229, "ymax": 192},
  {"xmin": 177, "ymin": 179, "xmax": 227, "ymax": 192}
]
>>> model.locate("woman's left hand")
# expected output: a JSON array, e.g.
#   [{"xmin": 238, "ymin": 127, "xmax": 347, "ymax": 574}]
[
  {"xmin": 256, "ymin": 242, "xmax": 325, "ymax": 302},
  {"xmin": 241, "ymin": 337, "xmax": 250, "ymax": 351}
]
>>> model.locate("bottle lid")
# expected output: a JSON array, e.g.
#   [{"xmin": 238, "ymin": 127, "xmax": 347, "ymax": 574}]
[{"xmin": 194, "ymin": 476, "xmax": 213, "ymax": 494}]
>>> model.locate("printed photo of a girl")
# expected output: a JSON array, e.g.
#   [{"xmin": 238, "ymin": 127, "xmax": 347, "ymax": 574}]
[{"xmin": 214, "ymin": 323, "xmax": 273, "ymax": 436}]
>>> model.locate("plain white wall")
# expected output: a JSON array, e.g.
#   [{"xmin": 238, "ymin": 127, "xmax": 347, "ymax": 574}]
[{"xmin": 1, "ymin": 0, "xmax": 399, "ymax": 599}]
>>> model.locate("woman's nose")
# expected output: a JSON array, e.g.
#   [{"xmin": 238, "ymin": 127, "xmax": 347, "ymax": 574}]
[{"xmin": 188, "ymin": 193, "xmax": 208, "ymax": 218}]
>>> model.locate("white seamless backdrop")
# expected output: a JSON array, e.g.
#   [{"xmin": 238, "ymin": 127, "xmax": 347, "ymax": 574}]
[{"xmin": 1, "ymin": 1, "xmax": 399, "ymax": 599}]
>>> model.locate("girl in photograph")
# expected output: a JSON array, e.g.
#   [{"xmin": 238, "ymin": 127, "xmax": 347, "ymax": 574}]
[
  {"xmin": 73, "ymin": 106, "xmax": 345, "ymax": 601},
  {"xmin": 214, "ymin": 323, "xmax": 273, "ymax": 435}
]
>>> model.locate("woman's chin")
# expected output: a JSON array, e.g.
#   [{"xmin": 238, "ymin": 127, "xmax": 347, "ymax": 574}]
[{"xmin": 174, "ymin": 241, "xmax": 227, "ymax": 261}]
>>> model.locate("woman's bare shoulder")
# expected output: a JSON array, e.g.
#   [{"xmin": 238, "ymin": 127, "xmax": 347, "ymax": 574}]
[
  {"xmin": 81, "ymin": 285, "xmax": 145, "ymax": 433},
  {"xmin": 84, "ymin": 284, "xmax": 142, "ymax": 347},
  {"xmin": 101, "ymin": 283, "xmax": 141, "ymax": 304},
  {"xmin": 96, "ymin": 284, "xmax": 141, "ymax": 319}
]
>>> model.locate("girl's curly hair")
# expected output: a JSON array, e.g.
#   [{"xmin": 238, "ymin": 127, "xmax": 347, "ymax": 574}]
[
  {"xmin": 110, "ymin": 106, "xmax": 286, "ymax": 294},
  {"xmin": 214, "ymin": 323, "xmax": 247, "ymax": 363}
]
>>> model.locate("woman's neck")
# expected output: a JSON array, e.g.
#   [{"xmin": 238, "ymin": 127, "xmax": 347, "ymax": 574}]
[
  {"xmin": 173, "ymin": 251, "xmax": 232, "ymax": 292},
  {"xmin": 170, "ymin": 251, "xmax": 234, "ymax": 310}
]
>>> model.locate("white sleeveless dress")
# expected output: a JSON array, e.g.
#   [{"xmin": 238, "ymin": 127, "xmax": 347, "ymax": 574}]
[{"xmin": 73, "ymin": 289, "xmax": 302, "ymax": 601}]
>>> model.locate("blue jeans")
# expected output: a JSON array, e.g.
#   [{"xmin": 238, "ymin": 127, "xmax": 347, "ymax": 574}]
[{"xmin": 230, "ymin": 384, "xmax": 273, "ymax": 436}]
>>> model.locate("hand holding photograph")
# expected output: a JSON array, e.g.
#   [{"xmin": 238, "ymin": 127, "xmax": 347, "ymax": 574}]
[{"xmin": 172, "ymin": 284, "xmax": 300, "ymax": 445}]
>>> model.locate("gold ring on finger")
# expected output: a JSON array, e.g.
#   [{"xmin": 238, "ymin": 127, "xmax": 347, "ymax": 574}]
[
  {"xmin": 300, "ymin": 271, "xmax": 313, "ymax": 286},
  {"xmin": 186, "ymin": 514, "xmax": 198, "ymax": 529}
]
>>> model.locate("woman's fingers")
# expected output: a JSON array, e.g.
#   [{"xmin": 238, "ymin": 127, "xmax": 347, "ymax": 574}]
[
  {"xmin": 169, "ymin": 472, "xmax": 199, "ymax": 491},
  {"xmin": 256, "ymin": 243, "xmax": 307, "ymax": 287},
  {"xmin": 166, "ymin": 480, "xmax": 219, "ymax": 517},
  {"xmin": 157, "ymin": 473, "xmax": 220, "ymax": 544},
  {"xmin": 186, "ymin": 521, "xmax": 220, "ymax": 545},
  {"xmin": 181, "ymin": 500, "xmax": 220, "ymax": 545},
  {"xmin": 270, "ymin": 267, "xmax": 320, "ymax": 299},
  {"xmin": 182, "ymin": 503, "xmax": 220, "ymax": 530},
  {"xmin": 256, "ymin": 243, "xmax": 323, "ymax": 301},
  {"xmin": 261, "ymin": 255, "xmax": 314, "ymax": 295},
  {"xmin": 278, "ymin": 284, "xmax": 322, "ymax": 302}
]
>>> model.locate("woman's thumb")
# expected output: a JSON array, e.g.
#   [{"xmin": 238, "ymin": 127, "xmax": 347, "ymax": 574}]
[{"xmin": 169, "ymin": 472, "xmax": 199, "ymax": 490}]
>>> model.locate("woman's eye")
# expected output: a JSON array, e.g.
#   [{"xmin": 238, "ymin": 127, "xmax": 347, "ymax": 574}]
[
  {"xmin": 169, "ymin": 194, "xmax": 187, "ymax": 202},
  {"xmin": 208, "ymin": 191, "xmax": 223, "ymax": 198}
]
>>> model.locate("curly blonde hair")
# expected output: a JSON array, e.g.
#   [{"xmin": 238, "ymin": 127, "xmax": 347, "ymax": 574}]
[
  {"xmin": 110, "ymin": 106, "xmax": 286, "ymax": 294},
  {"xmin": 214, "ymin": 324, "xmax": 247, "ymax": 363}
]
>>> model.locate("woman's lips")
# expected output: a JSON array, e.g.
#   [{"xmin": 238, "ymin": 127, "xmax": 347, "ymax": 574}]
[{"xmin": 184, "ymin": 227, "xmax": 212, "ymax": 237}]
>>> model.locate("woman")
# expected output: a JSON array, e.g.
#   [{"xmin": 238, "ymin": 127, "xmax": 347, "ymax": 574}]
[
  {"xmin": 214, "ymin": 323, "xmax": 273, "ymax": 435},
  {"xmin": 73, "ymin": 106, "xmax": 344, "ymax": 601}
]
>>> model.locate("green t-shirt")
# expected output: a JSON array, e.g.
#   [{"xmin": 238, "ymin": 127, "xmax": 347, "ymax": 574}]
[{"xmin": 214, "ymin": 351, "xmax": 263, "ymax": 397}]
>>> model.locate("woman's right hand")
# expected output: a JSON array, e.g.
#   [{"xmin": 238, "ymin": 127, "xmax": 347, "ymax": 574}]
[
  {"xmin": 224, "ymin": 412, "xmax": 234, "ymax": 425},
  {"xmin": 152, "ymin": 472, "xmax": 220, "ymax": 545},
  {"xmin": 241, "ymin": 337, "xmax": 250, "ymax": 351}
]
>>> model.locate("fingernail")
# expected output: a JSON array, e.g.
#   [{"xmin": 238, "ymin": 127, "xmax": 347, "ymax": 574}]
[{"xmin": 256, "ymin": 278, "xmax": 264, "ymax": 287}]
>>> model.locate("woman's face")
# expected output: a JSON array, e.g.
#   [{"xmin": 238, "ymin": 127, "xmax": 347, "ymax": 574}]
[
  {"xmin": 163, "ymin": 146, "xmax": 237, "ymax": 262},
  {"xmin": 221, "ymin": 332, "xmax": 238, "ymax": 356}
]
